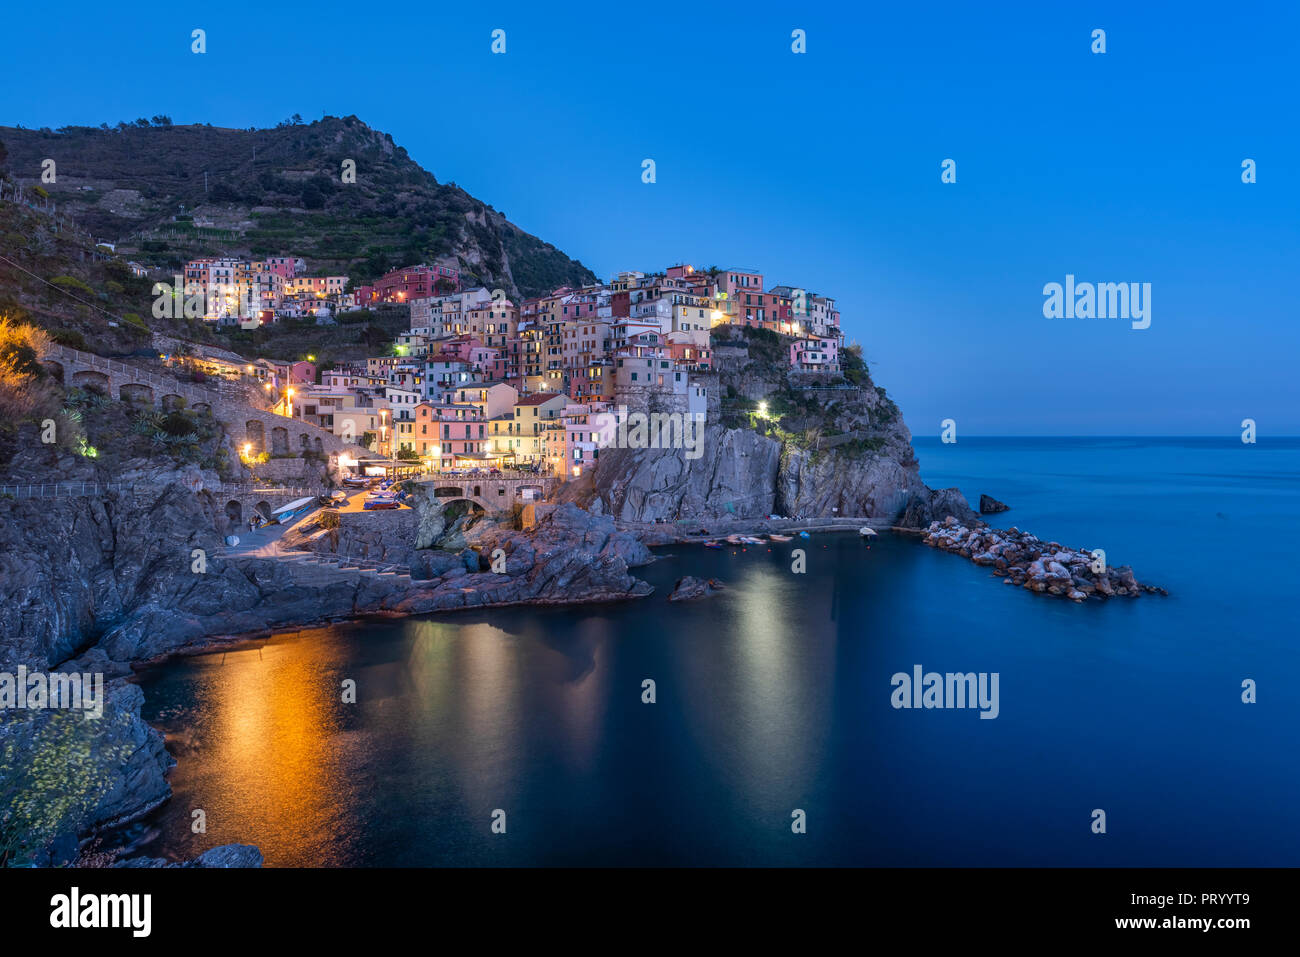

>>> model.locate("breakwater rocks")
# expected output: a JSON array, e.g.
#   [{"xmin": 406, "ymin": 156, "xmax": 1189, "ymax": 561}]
[{"xmin": 921, "ymin": 517, "xmax": 1167, "ymax": 601}]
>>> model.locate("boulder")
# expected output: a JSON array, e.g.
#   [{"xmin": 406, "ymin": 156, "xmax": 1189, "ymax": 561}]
[
  {"xmin": 667, "ymin": 576, "xmax": 726, "ymax": 601},
  {"xmin": 900, "ymin": 487, "xmax": 980, "ymax": 528},
  {"xmin": 115, "ymin": 844, "xmax": 264, "ymax": 868},
  {"xmin": 979, "ymin": 494, "xmax": 1010, "ymax": 514}
]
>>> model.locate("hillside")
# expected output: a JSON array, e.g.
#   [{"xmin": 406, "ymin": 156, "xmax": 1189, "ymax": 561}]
[{"xmin": 0, "ymin": 115, "xmax": 596, "ymax": 299}]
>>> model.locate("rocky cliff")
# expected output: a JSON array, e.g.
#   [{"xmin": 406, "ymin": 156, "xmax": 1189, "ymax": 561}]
[
  {"xmin": 560, "ymin": 328, "xmax": 973, "ymax": 526},
  {"xmin": 0, "ymin": 467, "xmax": 656, "ymax": 863}
]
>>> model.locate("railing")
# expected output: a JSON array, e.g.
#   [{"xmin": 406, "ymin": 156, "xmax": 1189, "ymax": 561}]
[
  {"xmin": 0, "ymin": 481, "xmax": 328, "ymax": 500},
  {"xmin": 0, "ymin": 482, "xmax": 138, "ymax": 499},
  {"xmin": 217, "ymin": 484, "xmax": 329, "ymax": 496}
]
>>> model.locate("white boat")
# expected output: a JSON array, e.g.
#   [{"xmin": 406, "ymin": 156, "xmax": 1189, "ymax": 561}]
[
  {"xmin": 859, "ymin": 526, "xmax": 878, "ymax": 537},
  {"xmin": 270, "ymin": 496, "xmax": 317, "ymax": 524}
]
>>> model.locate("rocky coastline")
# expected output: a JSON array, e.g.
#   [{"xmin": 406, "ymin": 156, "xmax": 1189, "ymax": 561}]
[{"xmin": 921, "ymin": 516, "xmax": 1167, "ymax": 601}]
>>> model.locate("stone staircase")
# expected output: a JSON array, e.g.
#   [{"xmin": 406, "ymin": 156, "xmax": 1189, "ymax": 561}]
[{"xmin": 274, "ymin": 549, "xmax": 412, "ymax": 582}]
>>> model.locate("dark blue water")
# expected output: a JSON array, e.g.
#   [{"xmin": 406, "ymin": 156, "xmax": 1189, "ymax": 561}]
[{"xmin": 134, "ymin": 437, "xmax": 1300, "ymax": 866}]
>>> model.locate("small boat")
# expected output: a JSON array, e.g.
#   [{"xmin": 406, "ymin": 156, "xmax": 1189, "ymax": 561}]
[
  {"xmin": 725, "ymin": 534, "xmax": 742, "ymax": 544},
  {"xmin": 703, "ymin": 541, "xmax": 723, "ymax": 549},
  {"xmin": 768, "ymin": 533, "xmax": 793, "ymax": 542},
  {"xmin": 739, "ymin": 536, "xmax": 764, "ymax": 545},
  {"xmin": 859, "ymin": 526, "xmax": 878, "ymax": 538},
  {"xmin": 799, "ymin": 531, "xmax": 811, "ymax": 539}
]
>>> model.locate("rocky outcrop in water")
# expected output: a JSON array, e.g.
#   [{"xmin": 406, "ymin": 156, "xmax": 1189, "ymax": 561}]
[
  {"xmin": 899, "ymin": 487, "xmax": 981, "ymax": 528},
  {"xmin": 979, "ymin": 494, "xmax": 1010, "ymax": 514},
  {"xmin": 921, "ymin": 517, "xmax": 1167, "ymax": 601},
  {"xmin": 667, "ymin": 576, "xmax": 726, "ymax": 601},
  {"xmin": 113, "ymin": 844, "xmax": 264, "ymax": 868}
]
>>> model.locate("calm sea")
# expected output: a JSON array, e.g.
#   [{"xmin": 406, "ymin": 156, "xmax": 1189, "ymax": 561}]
[{"xmin": 131, "ymin": 437, "xmax": 1300, "ymax": 866}]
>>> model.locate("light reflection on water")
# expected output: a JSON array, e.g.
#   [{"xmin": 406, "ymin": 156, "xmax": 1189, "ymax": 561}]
[{"xmin": 131, "ymin": 438, "xmax": 1300, "ymax": 866}]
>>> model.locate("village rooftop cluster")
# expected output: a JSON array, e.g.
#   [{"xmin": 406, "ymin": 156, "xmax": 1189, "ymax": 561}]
[{"xmin": 176, "ymin": 260, "xmax": 845, "ymax": 477}]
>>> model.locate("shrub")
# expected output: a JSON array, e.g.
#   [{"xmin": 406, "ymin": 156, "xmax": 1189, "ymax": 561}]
[
  {"xmin": 49, "ymin": 275, "xmax": 95, "ymax": 296},
  {"xmin": 49, "ymin": 329, "xmax": 85, "ymax": 349},
  {"xmin": 0, "ymin": 317, "xmax": 59, "ymax": 425}
]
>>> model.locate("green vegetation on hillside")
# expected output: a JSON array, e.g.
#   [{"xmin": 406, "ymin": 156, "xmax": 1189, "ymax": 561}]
[{"xmin": 0, "ymin": 116, "xmax": 596, "ymax": 299}]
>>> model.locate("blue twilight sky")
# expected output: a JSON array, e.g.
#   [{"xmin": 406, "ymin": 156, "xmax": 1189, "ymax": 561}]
[{"xmin": 3, "ymin": 1, "xmax": 1297, "ymax": 435}]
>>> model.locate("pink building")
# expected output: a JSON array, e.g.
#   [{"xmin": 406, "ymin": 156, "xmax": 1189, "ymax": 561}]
[
  {"xmin": 263, "ymin": 256, "xmax": 306, "ymax": 279},
  {"xmin": 789, "ymin": 337, "xmax": 840, "ymax": 372},
  {"xmin": 415, "ymin": 402, "xmax": 489, "ymax": 468},
  {"xmin": 356, "ymin": 263, "xmax": 460, "ymax": 305}
]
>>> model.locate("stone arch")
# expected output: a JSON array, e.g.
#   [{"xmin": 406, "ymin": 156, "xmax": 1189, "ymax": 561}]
[
  {"xmin": 313, "ymin": 436, "xmax": 323, "ymax": 454},
  {"xmin": 119, "ymin": 382, "xmax": 154, "ymax": 404},
  {"xmin": 161, "ymin": 393, "xmax": 186, "ymax": 411},
  {"xmin": 299, "ymin": 433, "xmax": 311, "ymax": 451},
  {"xmin": 433, "ymin": 486, "xmax": 464, "ymax": 498},
  {"xmin": 245, "ymin": 419, "xmax": 265, "ymax": 453},
  {"xmin": 473, "ymin": 485, "xmax": 481, "ymax": 497},
  {"xmin": 254, "ymin": 500, "xmax": 273, "ymax": 520},
  {"xmin": 71, "ymin": 369, "xmax": 110, "ymax": 394},
  {"xmin": 225, "ymin": 500, "xmax": 243, "ymax": 526},
  {"xmin": 42, "ymin": 359, "xmax": 65, "ymax": 383},
  {"xmin": 271, "ymin": 426, "xmax": 289, "ymax": 456}
]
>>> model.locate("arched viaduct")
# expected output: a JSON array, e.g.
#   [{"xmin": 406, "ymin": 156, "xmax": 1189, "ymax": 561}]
[
  {"xmin": 418, "ymin": 477, "xmax": 558, "ymax": 513},
  {"xmin": 42, "ymin": 345, "xmax": 370, "ymax": 469}
]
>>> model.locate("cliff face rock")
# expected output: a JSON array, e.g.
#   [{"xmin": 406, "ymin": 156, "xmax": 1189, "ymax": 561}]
[
  {"xmin": 558, "ymin": 329, "xmax": 949, "ymax": 525},
  {"xmin": 569, "ymin": 426, "xmax": 781, "ymax": 522},
  {"xmin": 561, "ymin": 423, "xmax": 931, "ymax": 524},
  {"xmin": 0, "ymin": 470, "xmax": 228, "ymax": 670},
  {"xmin": 0, "ymin": 677, "xmax": 172, "ymax": 866},
  {"xmin": 779, "ymin": 441, "xmax": 927, "ymax": 520}
]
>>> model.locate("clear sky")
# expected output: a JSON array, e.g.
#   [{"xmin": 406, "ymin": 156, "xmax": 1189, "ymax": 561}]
[{"xmin": 3, "ymin": 1, "xmax": 1297, "ymax": 434}]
